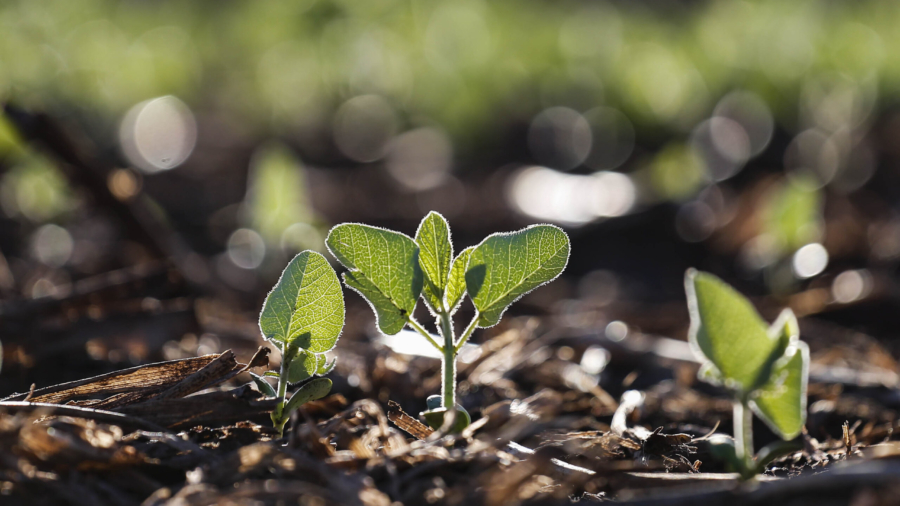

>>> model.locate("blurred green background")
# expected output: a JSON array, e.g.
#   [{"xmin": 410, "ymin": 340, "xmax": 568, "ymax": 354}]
[
  {"xmin": 1, "ymin": 0, "xmax": 895, "ymax": 138},
  {"xmin": 1, "ymin": 0, "xmax": 897, "ymax": 307}
]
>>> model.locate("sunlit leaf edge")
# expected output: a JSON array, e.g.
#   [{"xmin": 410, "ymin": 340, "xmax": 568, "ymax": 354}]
[{"xmin": 466, "ymin": 223, "xmax": 570, "ymax": 328}]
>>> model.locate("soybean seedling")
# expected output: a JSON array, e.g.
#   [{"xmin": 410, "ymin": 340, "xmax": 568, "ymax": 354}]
[
  {"xmin": 685, "ymin": 269, "xmax": 809, "ymax": 479},
  {"xmin": 326, "ymin": 212, "xmax": 570, "ymax": 432},
  {"xmin": 252, "ymin": 251, "xmax": 345, "ymax": 436}
]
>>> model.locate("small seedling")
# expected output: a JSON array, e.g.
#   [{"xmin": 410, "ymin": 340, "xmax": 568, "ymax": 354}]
[
  {"xmin": 253, "ymin": 250, "xmax": 345, "ymax": 436},
  {"xmin": 326, "ymin": 212, "xmax": 569, "ymax": 431},
  {"xmin": 685, "ymin": 269, "xmax": 809, "ymax": 478}
]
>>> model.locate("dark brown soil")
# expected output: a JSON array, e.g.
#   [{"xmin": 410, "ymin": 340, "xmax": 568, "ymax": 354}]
[{"xmin": 2, "ymin": 106, "xmax": 900, "ymax": 506}]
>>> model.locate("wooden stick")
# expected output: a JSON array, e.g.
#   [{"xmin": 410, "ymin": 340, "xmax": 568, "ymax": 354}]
[{"xmin": 0, "ymin": 401, "xmax": 169, "ymax": 432}]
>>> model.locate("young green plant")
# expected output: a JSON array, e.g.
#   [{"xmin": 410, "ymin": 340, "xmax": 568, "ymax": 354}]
[
  {"xmin": 685, "ymin": 269, "xmax": 809, "ymax": 478},
  {"xmin": 326, "ymin": 212, "xmax": 569, "ymax": 431},
  {"xmin": 253, "ymin": 250, "xmax": 345, "ymax": 436}
]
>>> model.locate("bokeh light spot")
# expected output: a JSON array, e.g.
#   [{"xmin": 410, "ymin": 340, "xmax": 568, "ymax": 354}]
[
  {"xmin": 580, "ymin": 346, "xmax": 610, "ymax": 375},
  {"xmin": 605, "ymin": 321, "xmax": 628, "ymax": 342},
  {"xmin": 227, "ymin": 228, "xmax": 266, "ymax": 270},
  {"xmin": 528, "ymin": 107, "xmax": 592, "ymax": 171},
  {"xmin": 120, "ymin": 95, "xmax": 197, "ymax": 173},
  {"xmin": 107, "ymin": 168, "xmax": 142, "ymax": 201},
  {"xmin": 31, "ymin": 223, "xmax": 73, "ymax": 267},
  {"xmin": 792, "ymin": 243, "xmax": 829, "ymax": 279},
  {"xmin": 577, "ymin": 270, "xmax": 618, "ymax": 306},
  {"xmin": 584, "ymin": 107, "xmax": 635, "ymax": 171},
  {"xmin": 508, "ymin": 166, "xmax": 635, "ymax": 225},
  {"xmin": 784, "ymin": 129, "xmax": 841, "ymax": 188},
  {"xmin": 713, "ymin": 91, "xmax": 774, "ymax": 157},
  {"xmin": 832, "ymin": 269, "xmax": 872, "ymax": 304},
  {"xmin": 386, "ymin": 128, "xmax": 453, "ymax": 191},
  {"xmin": 690, "ymin": 117, "xmax": 750, "ymax": 181},
  {"xmin": 675, "ymin": 201, "xmax": 717, "ymax": 243},
  {"xmin": 333, "ymin": 95, "xmax": 397, "ymax": 163}
]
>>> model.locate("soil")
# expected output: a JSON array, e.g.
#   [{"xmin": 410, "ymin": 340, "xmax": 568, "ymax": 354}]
[{"xmin": 1, "ymin": 106, "xmax": 900, "ymax": 506}]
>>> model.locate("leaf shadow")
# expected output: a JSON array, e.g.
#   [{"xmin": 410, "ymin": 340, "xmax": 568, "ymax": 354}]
[
  {"xmin": 410, "ymin": 249, "xmax": 425, "ymax": 303},
  {"xmin": 465, "ymin": 263, "xmax": 486, "ymax": 299},
  {"xmin": 292, "ymin": 331, "xmax": 313, "ymax": 351}
]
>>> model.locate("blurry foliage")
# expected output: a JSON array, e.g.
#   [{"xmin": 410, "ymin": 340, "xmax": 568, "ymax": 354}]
[
  {"xmin": 245, "ymin": 143, "xmax": 324, "ymax": 252},
  {"xmin": 0, "ymin": 0, "xmax": 898, "ymax": 142},
  {"xmin": 0, "ymin": 115, "xmax": 23, "ymax": 157},
  {"xmin": 762, "ymin": 177, "xmax": 823, "ymax": 256},
  {"xmin": 0, "ymin": 0, "xmax": 890, "ymax": 295},
  {"xmin": 0, "ymin": 153, "xmax": 74, "ymax": 222},
  {"xmin": 648, "ymin": 144, "xmax": 706, "ymax": 202}
]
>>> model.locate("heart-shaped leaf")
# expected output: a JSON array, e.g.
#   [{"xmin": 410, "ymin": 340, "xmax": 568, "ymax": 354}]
[
  {"xmin": 466, "ymin": 225, "xmax": 570, "ymax": 327},
  {"xmin": 750, "ymin": 340, "xmax": 809, "ymax": 439},
  {"xmin": 327, "ymin": 224, "xmax": 423, "ymax": 335},
  {"xmin": 685, "ymin": 270, "xmax": 784, "ymax": 392},
  {"xmin": 415, "ymin": 212, "xmax": 453, "ymax": 314},
  {"xmin": 445, "ymin": 246, "xmax": 473, "ymax": 314},
  {"xmin": 340, "ymin": 271, "xmax": 405, "ymax": 335},
  {"xmin": 259, "ymin": 251, "xmax": 344, "ymax": 353}
]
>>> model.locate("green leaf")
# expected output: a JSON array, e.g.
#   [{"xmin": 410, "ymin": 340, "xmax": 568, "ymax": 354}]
[
  {"xmin": 287, "ymin": 350, "xmax": 326, "ymax": 384},
  {"xmin": 250, "ymin": 372, "xmax": 277, "ymax": 397},
  {"xmin": 317, "ymin": 356, "xmax": 336, "ymax": 375},
  {"xmin": 685, "ymin": 270, "xmax": 784, "ymax": 392},
  {"xmin": 445, "ymin": 247, "xmax": 473, "ymax": 314},
  {"xmin": 415, "ymin": 212, "xmax": 453, "ymax": 314},
  {"xmin": 754, "ymin": 309, "xmax": 800, "ymax": 392},
  {"xmin": 327, "ymin": 224, "xmax": 423, "ymax": 335},
  {"xmin": 259, "ymin": 251, "xmax": 345, "ymax": 353},
  {"xmin": 340, "ymin": 272, "xmax": 403, "ymax": 334},
  {"xmin": 465, "ymin": 225, "xmax": 570, "ymax": 327},
  {"xmin": 288, "ymin": 351, "xmax": 337, "ymax": 384},
  {"xmin": 284, "ymin": 378, "xmax": 332, "ymax": 414},
  {"xmin": 750, "ymin": 341, "xmax": 809, "ymax": 440}
]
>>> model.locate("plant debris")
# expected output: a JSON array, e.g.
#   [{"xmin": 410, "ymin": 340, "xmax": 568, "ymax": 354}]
[{"xmin": 2, "ymin": 107, "xmax": 900, "ymax": 505}]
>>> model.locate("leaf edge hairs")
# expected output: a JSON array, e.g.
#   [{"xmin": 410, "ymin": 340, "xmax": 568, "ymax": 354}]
[
  {"xmin": 327, "ymin": 212, "xmax": 570, "ymax": 432},
  {"xmin": 255, "ymin": 250, "xmax": 345, "ymax": 436},
  {"xmin": 685, "ymin": 268, "xmax": 809, "ymax": 479}
]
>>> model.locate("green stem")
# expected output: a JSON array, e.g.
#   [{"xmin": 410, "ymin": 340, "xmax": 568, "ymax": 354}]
[
  {"xmin": 273, "ymin": 342, "xmax": 292, "ymax": 436},
  {"xmin": 454, "ymin": 312, "xmax": 480, "ymax": 353},
  {"xmin": 439, "ymin": 311, "xmax": 455, "ymax": 408},
  {"xmin": 733, "ymin": 399, "xmax": 754, "ymax": 471},
  {"xmin": 277, "ymin": 343, "xmax": 290, "ymax": 401},
  {"xmin": 407, "ymin": 317, "xmax": 444, "ymax": 353}
]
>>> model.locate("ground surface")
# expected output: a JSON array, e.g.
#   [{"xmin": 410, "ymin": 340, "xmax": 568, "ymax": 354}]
[{"xmin": 1, "ymin": 108, "xmax": 900, "ymax": 506}]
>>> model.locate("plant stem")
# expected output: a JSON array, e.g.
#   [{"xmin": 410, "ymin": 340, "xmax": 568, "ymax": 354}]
[
  {"xmin": 274, "ymin": 341, "xmax": 291, "ymax": 436},
  {"xmin": 277, "ymin": 342, "xmax": 289, "ymax": 401},
  {"xmin": 733, "ymin": 399, "xmax": 754, "ymax": 470},
  {"xmin": 406, "ymin": 317, "xmax": 444, "ymax": 353},
  {"xmin": 454, "ymin": 311, "xmax": 480, "ymax": 352},
  {"xmin": 439, "ymin": 311, "xmax": 455, "ymax": 408}
]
